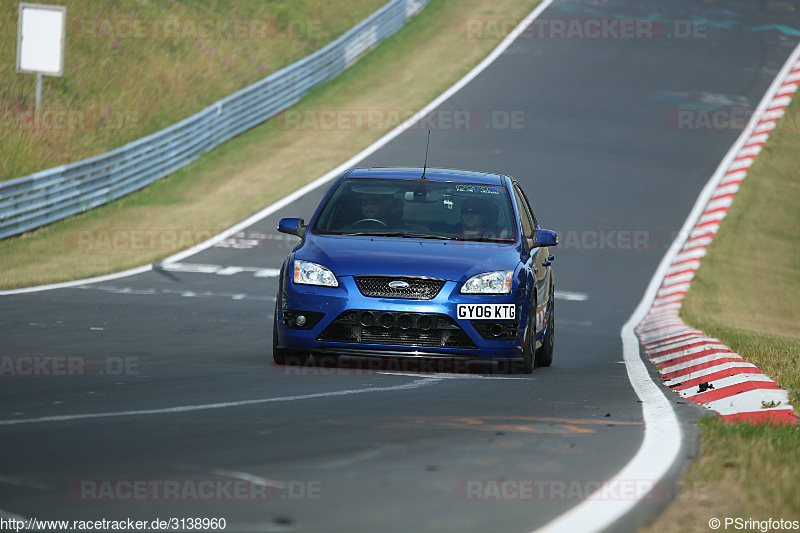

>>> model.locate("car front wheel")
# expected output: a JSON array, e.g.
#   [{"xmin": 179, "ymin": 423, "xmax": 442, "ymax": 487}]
[{"xmin": 506, "ymin": 313, "xmax": 535, "ymax": 375}]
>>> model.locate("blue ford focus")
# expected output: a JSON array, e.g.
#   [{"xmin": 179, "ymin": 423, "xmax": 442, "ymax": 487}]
[{"xmin": 274, "ymin": 167, "xmax": 557, "ymax": 373}]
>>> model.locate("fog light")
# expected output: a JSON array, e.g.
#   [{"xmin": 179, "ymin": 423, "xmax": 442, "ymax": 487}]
[{"xmin": 295, "ymin": 315, "xmax": 307, "ymax": 327}]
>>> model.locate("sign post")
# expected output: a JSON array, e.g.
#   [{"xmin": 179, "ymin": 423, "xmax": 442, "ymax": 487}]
[{"xmin": 16, "ymin": 3, "xmax": 67, "ymax": 112}]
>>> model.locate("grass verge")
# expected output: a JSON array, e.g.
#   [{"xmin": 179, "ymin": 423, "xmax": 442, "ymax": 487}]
[
  {"xmin": 646, "ymin": 419, "xmax": 800, "ymax": 532},
  {"xmin": 644, "ymin": 92, "xmax": 800, "ymax": 531},
  {"xmin": 0, "ymin": 0, "xmax": 542, "ymax": 289}
]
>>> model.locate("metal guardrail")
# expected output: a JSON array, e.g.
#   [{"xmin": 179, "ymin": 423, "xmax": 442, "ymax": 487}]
[{"xmin": 0, "ymin": 0, "xmax": 428, "ymax": 239}]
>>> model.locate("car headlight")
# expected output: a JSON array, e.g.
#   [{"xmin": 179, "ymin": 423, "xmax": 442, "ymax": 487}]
[
  {"xmin": 461, "ymin": 270, "xmax": 513, "ymax": 294},
  {"xmin": 293, "ymin": 260, "xmax": 338, "ymax": 287}
]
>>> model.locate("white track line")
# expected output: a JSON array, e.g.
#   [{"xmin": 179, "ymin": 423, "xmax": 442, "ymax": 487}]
[
  {"xmin": 0, "ymin": 377, "xmax": 440, "ymax": 426},
  {"xmin": 0, "ymin": 265, "xmax": 152, "ymax": 296}
]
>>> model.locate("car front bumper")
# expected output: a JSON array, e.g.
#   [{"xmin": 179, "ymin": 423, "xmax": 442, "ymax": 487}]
[{"xmin": 276, "ymin": 276, "xmax": 529, "ymax": 361}]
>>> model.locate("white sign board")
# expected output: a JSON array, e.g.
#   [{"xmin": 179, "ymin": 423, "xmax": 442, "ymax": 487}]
[{"xmin": 17, "ymin": 3, "xmax": 67, "ymax": 76}]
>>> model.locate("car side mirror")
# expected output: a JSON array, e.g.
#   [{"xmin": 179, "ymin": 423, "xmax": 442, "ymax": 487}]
[
  {"xmin": 531, "ymin": 228, "xmax": 558, "ymax": 248},
  {"xmin": 278, "ymin": 217, "xmax": 306, "ymax": 237}
]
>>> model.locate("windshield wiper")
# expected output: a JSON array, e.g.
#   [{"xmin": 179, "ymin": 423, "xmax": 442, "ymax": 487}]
[
  {"xmin": 448, "ymin": 236, "xmax": 515, "ymax": 243},
  {"xmin": 347, "ymin": 231, "xmax": 455, "ymax": 240}
]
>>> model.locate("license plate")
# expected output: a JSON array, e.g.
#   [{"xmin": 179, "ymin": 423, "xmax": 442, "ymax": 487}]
[{"xmin": 457, "ymin": 304, "xmax": 516, "ymax": 320}]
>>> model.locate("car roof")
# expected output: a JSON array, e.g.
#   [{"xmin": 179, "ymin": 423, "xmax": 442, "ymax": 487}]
[{"xmin": 344, "ymin": 167, "xmax": 507, "ymax": 186}]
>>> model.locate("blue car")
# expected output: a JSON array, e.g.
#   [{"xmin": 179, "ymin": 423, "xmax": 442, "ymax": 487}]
[{"xmin": 274, "ymin": 167, "xmax": 557, "ymax": 373}]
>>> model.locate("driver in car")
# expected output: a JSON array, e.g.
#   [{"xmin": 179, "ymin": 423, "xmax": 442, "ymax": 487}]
[{"xmin": 359, "ymin": 194, "xmax": 391, "ymax": 223}]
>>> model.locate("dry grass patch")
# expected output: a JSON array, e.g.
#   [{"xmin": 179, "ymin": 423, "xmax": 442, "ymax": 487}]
[{"xmin": 0, "ymin": 0, "xmax": 386, "ymax": 180}]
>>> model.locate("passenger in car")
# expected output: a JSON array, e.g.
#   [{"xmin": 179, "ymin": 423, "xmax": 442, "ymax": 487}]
[{"xmin": 453, "ymin": 197, "xmax": 504, "ymax": 238}]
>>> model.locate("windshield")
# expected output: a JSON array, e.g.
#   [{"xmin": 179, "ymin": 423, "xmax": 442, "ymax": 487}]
[{"xmin": 311, "ymin": 178, "xmax": 517, "ymax": 242}]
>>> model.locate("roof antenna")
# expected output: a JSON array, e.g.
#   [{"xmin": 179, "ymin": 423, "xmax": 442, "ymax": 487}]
[{"xmin": 421, "ymin": 130, "xmax": 430, "ymax": 179}]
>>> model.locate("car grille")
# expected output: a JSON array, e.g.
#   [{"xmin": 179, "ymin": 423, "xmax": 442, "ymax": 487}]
[
  {"xmin": 318, "ymin": 310, "xmax": 476, "ymax": 349},
  {"xmin": 354, "ymin": 276, "xmax": 445, "ymax": 300}
]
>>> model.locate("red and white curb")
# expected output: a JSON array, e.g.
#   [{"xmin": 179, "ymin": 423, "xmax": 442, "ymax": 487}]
[{"xmin": 635, "ymin": 54, "xmax": 800, "ymax": 425}]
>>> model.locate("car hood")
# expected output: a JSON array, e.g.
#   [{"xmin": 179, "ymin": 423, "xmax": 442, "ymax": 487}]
[{"xmin": 296, "ymin": 234, "xmax": 522, "ymax": 282}]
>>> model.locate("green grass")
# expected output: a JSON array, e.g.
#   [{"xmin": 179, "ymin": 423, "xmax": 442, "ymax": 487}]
[
  {"xmin": 694, "ymin": 418, "xmax": 800, "ymax": 516},
  {"xmin": 0, "ymin": 0, "xmax": 386, "ymax": 180}
]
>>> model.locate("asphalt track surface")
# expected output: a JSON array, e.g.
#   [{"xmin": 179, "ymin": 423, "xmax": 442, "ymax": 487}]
[{"xmin": 2, "ymin": 1, "xmax": 799, "ymax": 532}]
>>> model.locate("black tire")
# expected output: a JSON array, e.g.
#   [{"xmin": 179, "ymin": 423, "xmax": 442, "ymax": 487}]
[
  {"xmin": 519, "ymin": 313, "xmax": 535, "ymax": 374},
  {"xmin": 504, "ymin": 313, "xmax": 534, "ymax": 375},
  {"xmin": 535, "ymin": 293, "xmax": 555, "ymax": 368},
  {"xmin": 272, "ymin": 303, "xmax": 309, "ymax": 366}
]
